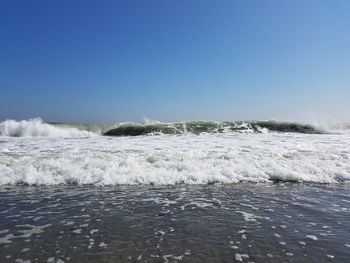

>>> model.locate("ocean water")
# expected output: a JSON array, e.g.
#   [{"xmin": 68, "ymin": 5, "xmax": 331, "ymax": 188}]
[{"xmin": 0, "ymin": 119, "xmax": 350, "ymax": 262}]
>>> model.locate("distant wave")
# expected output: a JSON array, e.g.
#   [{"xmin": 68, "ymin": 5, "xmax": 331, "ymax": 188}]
[
  {"xmin": 1, "ymin": 118, "xmax": 348, "ymax": 138},
  {"xmin": 104, "ymin": 120, "xmax": 324, "ymax": 136}
]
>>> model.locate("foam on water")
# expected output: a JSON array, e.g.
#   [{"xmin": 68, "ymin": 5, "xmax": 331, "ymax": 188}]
[{"xmin": 0, "ymin": 128, "xmax": 350, "ymax": 185}]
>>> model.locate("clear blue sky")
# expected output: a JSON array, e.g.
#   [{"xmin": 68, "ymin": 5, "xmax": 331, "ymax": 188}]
[{"xmin": 1, "ymin": 0, "xmax": 349, "ymax": 123}]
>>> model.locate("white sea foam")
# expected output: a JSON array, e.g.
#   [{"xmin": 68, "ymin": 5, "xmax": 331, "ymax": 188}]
[
  {"xmin": 235, "ymin": 253, "xmax": 249, "ymax": 261},
  {"xmin": 306, "ymin": 235, "xmax": 318, "ymax": 241},
  {"xmin": 0, "ymin": 130, "xmax": 349, "ymax": 185},
  {"xmin": 0, "ymin": 119, "xmax": 95, "ymax": 137}
]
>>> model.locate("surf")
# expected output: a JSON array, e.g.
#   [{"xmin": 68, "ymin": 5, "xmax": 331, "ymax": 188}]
[
  {"xmin": 0, "ymin": 130, "xmax": 349, "ymax": 186},
  {"xmin": 0, "ymin": 118, "xmax": 97, "ymax": 137},
  {"xmin": 0, "ymin": 118, "xmax": 325, "ymax": 138},
  {"xmin": 103, "ymin": 120, "xmax": 323, "ymax": 136}
]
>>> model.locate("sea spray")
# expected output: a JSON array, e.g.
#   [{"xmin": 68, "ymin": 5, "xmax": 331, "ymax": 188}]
[{"xmin": 0, "ymin": 119, "xmax": 96, "ymax": 137}]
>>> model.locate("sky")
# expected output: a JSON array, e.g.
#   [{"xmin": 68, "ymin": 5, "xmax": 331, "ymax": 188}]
[{"xmin": 1, "ymin": 0, "xmax": 349, "ymax": 123}]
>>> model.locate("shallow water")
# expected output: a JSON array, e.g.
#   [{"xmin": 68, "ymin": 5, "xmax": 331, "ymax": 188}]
[{"xmin": 1, "ymin": 184, "xmax": 349, "ymax": 262}]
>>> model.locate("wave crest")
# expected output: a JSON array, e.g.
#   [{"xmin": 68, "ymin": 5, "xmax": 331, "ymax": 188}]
[
  {"xmin": 104, "ymin": 121, "xmax": 323, "ymax": 136},
  {"xmin": 0, "ymin": 118, "xmax": 95, "ymax": 137}
]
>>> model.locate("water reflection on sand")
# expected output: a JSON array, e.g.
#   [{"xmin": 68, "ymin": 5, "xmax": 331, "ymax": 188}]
[{"xmin": 0, "ymin": 183, "xmax": 349, "ymax": 262}]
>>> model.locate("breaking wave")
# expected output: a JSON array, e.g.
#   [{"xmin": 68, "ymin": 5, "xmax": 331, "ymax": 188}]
[
  {"xmin": 1, "ymin": 118, "xmax": 348, "ymax": 138},
  {"xmin": 0, "ymin": 119, "xmax": 96, "ymax": 137},
  {"xmin": 104, "ymin": 120, "xmax": 323, "ymax": 136}
]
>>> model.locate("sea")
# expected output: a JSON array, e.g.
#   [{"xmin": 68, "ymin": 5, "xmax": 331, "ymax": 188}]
[{"xmin": 0, "ymin": 118, "xmax": 349, "ymax": 262}]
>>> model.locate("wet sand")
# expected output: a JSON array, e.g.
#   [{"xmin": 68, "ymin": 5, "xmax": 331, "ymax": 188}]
[{"xmin": 1, "ymin": 183, "xmax": 349, "ymax": 262}]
